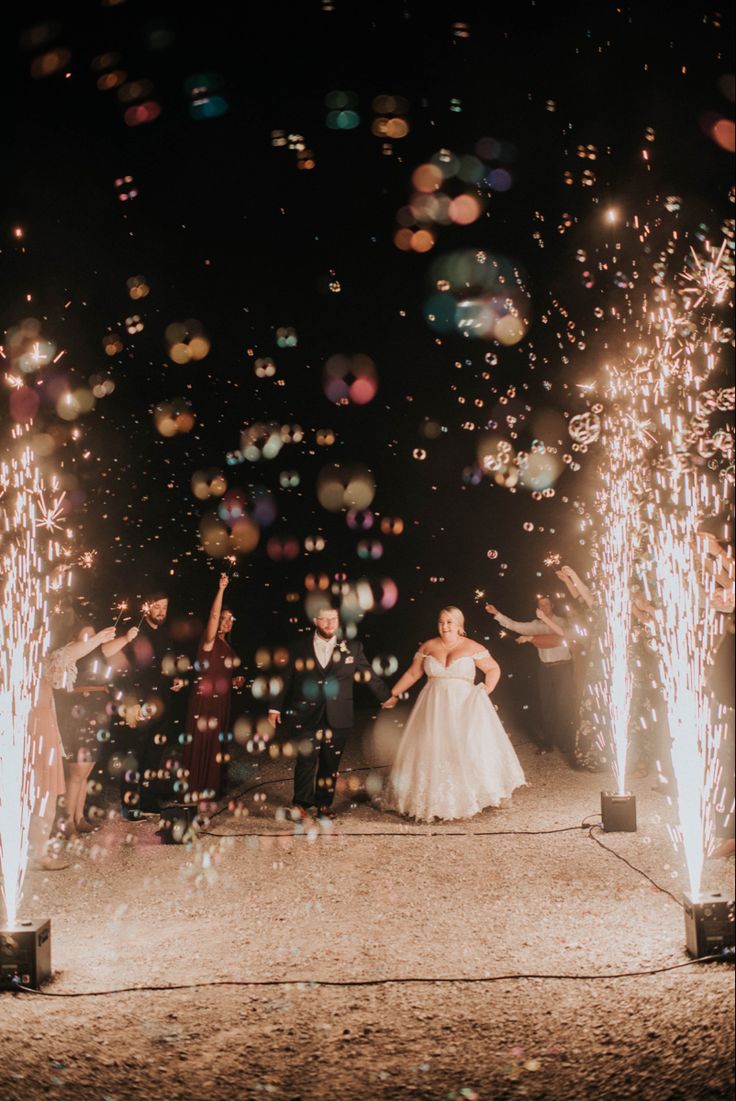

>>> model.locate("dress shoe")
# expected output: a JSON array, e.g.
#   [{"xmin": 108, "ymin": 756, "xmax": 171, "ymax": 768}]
[
  {"xmin": 289, "ymin": 804, "xmax": 313, "ymax": 821},
  {"xmin": 38, "ymin": 854, "xmax": 71, "ymax": 871}
]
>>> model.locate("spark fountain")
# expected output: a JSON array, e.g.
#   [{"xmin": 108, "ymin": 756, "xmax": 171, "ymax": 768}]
[
  {"xmin": 594, "ymin": 384, "xmax": 640, "ymax": 830},
  {"xmin": 0, "ymin": 433, "xmax": 60, "ymax": 985},
  {"xmin": 638, "ymin": 240, "xmax": 735, "ymax": 954}
]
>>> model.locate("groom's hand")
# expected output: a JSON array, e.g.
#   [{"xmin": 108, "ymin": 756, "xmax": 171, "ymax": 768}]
[
  {"xmin": 484, "ymin": 603, "xmax": 498, "ymax": 616},
  {"xmin": 268, "ymin": 709, "xmax": 282, "ymax": 726}
]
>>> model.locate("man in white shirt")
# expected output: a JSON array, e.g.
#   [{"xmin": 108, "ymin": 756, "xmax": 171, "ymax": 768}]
[
  {"xmin": 268, "ymin": 607, "xmax": 390, "ymax": 818},
  {"xmin": 485, "ymin": 596, "xmax": 576, "ymax": 759}
]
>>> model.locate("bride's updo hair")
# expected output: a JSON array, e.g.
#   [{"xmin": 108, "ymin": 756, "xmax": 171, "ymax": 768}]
[{"xmin": 438, "ymin": 606, "xmax": 466, "ymax": 636}]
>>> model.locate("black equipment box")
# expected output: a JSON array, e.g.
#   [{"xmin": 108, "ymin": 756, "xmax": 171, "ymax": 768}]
[
  {"xmin": 601, "ymin": 791, "xmax": 637, "ymax": 832},
  {"xmin": 683, "ymin": 893, "xmax": 735, "ymax": 959},
  {"xmin": 0, "ymin": 919, "xmax": 52, "ymax": 989},
  {"xmin": 157, "ymin": 804, "xmax": 201, "ymax": 844}
]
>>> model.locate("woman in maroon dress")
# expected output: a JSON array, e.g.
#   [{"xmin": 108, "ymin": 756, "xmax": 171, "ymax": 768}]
[{"xmin": 183, "ymin": 574, "xmax": 244, "ymax": 802}]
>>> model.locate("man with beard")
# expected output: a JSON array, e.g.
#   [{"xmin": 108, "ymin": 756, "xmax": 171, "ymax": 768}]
[
  {"xmin": 268, "ymin": 606, "xmax": 390, "ymax": 819},
  {"xmin": 103, "ymin": 590, "xmax": 186, "ymax": 817}
]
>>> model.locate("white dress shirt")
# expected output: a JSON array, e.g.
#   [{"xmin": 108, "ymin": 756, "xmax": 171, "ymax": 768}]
[
  {"xmin": 313, "ymin": 631, "xmax": 337, "ymax": 668},
  {"xmin": 493, "ymin": 613, "xmax": 572, "ymax": 664}
]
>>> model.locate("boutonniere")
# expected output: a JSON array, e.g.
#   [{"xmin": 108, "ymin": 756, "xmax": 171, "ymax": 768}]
[{"xmin": 337, "ymin": 641, "xmax": 349, "ymax": 654}]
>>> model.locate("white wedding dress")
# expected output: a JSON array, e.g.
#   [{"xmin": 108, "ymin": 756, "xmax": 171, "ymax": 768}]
[{"xmin": 385, "ymin": 650, "xmax": 526, "ymax": 822}]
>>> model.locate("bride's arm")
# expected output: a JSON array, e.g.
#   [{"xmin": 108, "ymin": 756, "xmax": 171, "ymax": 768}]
[
  {"xmin": 382, "ymin": 650, "xmax": 427, "ymax": 708},
  {"xmin": 475, "ymin": 652, "xmax": 501, "ymax": 695}
]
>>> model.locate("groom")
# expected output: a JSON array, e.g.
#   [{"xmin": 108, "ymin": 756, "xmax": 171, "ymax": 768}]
[{"xmin": 268, "ymin": 606, "xmax": 391, "ymax": 818}]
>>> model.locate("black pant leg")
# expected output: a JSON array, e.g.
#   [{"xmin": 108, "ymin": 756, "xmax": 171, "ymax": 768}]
[
  {"xmin": 315, "ymin": 727, "xmax": 350, "ymax": 807},
  {"xmin": 292, "ymin": 717, "xmax": 324, "ymax": 807},
  {"xmin": 555, "ymin": 662, "xmax": 577, "ymax": 755},
  {"xmin": 537, "ymin": 667, "xmax": 555, "ymax": 749}
]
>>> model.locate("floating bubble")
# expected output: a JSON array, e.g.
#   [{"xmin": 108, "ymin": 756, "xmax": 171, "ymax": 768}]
[
  {"xmin": 115, "ymin": 175, "xmax": 138, "ymax": 201},
  {"xmin": 154, "ymin": 398, "xmax": 195, "ymax": 437},
  {"xmin": 276, "ymin": 326, "xmax": 298, "ymax": 348},
  {"xmin": 568, "ymin": 412, "xmax": 601, "ymax": 445},
  {"xmin": 326, "ymin": 109, "xmax": 360, "ymax": 130},
  {"xmin": 316, "ymin": 464, "xmax": 376, "ymax": 511},
  {"xmin": 323, "ymin": 353, "xmax": 378, "ymax": 405}
]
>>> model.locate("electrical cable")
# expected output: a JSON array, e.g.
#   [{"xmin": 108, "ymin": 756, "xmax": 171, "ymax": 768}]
[
  {"xmin": 6, "ymin": 955, "xmax": 731, "ymax": 998},
  {"xmin": 586, "ymin": 825, "xmax": 684, "ymax": 907},
  {"xmin": 202, "ymin": 765, "xmax": 387, "ymax": 826},
  {"xmin": 10, "ymin": 818, "xmax": 733, "ymax": 1001},
  {"xmin": 203, "ymin": 821, "xmax": 600, "ymax": 838}
]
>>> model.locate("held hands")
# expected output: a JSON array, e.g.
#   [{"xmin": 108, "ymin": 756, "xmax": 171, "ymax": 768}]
[
  {"xmin": 515, "ymin": 635, "xmax": 533, "ymax": 645},
  {"xmin": 381, "ymin": 695, "xmax": 399, "ymax": 709},
  {"xmin": 171, "ymin": 678, "xmax": 186, "ymax": 693}
]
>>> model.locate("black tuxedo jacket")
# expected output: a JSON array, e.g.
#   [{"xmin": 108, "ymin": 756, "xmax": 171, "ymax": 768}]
[{"xmin": 272, "ymin": 635, "xmax": 390, "ymax": 731}]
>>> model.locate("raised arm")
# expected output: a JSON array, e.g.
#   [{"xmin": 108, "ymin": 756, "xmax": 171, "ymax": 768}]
[
  {"xmin": 101, "ymin": 625, "xmax": 139, "ymax": 658},
  {"xmin": 67, "ymin": 626, "xmax": 118, "ymax": 663},
  {"xmin": 202, "ymin": 573, "xmax": 229, "ymax": 653},
  {"xmin": 536, "ymin": 607, "xmax": 565, "ymax": 637},
  {"xmin": 557, "ymin": 565, "xmax": 595, "ymax": 609},
  {"xmin": 485, "ymin": 605, "xmax": 542, "ymax": 635},
  {"xmin": 381, "ymin": 648, "xmax": 427, "ymax": 709}
]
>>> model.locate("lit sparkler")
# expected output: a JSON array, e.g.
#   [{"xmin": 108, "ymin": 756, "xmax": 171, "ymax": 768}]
[{"xmin": 113, "ymin": 600, "xmax": 128, "ymax": 628}]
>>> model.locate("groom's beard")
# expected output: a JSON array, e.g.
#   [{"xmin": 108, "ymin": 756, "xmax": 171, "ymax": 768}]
[{"xmin": 315, "ymin": 628, "xmax": 336, "ymax": 640}]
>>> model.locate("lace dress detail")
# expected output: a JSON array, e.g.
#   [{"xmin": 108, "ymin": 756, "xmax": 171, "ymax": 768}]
[
  {"xmin": 385, "ymin": 653, "xmax": 525, "ymax": 822},
  {"xmin": 45, "ymin": 645, "xmax": 79, "ymax": 691},
  {"xmin": 28, "ymin": 646, "xmax": 76, "ymax": 811}
]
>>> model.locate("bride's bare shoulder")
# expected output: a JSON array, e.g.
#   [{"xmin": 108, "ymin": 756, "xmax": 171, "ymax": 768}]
[
  {"xmin": 418, "ymin": 637, "xmax": 440, "ymax": 655},
  {"xmin": 464, "ymin": 638, "xmax": 491, "ymax": 655}
]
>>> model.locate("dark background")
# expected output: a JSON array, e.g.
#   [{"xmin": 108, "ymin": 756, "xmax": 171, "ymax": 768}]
[{"xmin": 4, "ymin": 0, "xmax": 733, "ymax": 728}]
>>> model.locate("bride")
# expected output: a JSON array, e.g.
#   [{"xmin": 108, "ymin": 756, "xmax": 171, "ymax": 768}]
[{"xmin": 381, "ymin": 606, "xmax": 525, "ymax": 821}]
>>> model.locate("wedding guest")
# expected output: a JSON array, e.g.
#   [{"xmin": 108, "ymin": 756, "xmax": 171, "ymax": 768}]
[
  {"xmin": 485, "ymin": 594, "xmax": 575, "ymax": 759},
  {"xmin": 29, "ymin": 615, "xmax": 117, "ymax": 869},
  {"xmin": 102, "ymin": 589, "xmax": 185, "ymax": 817},
  {"xmin": 698, "ymin": 517, "xmax": 736, "ymax": 858},
  {"xmin": 55, "ymin": 621, "xmax": 136, "ymax": 835},
  {"xmin": 268, "ymin": 605, "xmax": 390, "ymax": 819},
  {"xmin": 183, "ymin": 573, "xmax": 244, "ymax": 803}
]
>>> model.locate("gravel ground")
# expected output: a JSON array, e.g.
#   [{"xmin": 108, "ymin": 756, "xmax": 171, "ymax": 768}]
[{"xmin": 1, "ymin": 719, "xmax": 734, "ymax": 1101}]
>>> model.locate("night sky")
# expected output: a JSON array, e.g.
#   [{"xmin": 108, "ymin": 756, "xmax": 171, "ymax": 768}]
[{"xmin": 4, "ymin": 1, "xmax": 734, "ymax": 724}]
